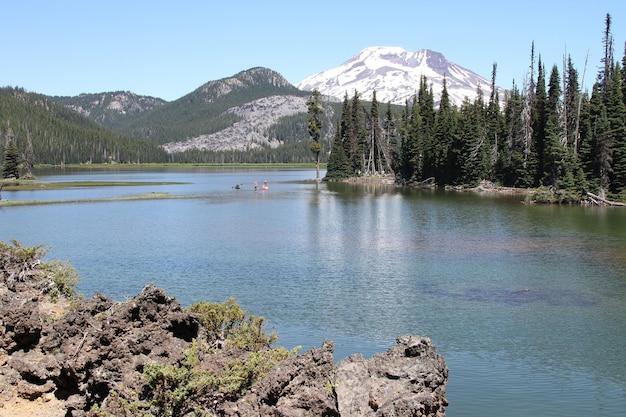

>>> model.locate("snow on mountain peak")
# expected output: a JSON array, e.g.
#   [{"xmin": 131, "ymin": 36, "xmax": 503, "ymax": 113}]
[{"xmin": 297, "ymin": 46, "xmax": 498, "ymax": 106}]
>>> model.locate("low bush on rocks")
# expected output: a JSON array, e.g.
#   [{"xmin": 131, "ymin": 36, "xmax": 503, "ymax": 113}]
[{"xmin": 0, "ymin": 239, "xmax": 79, "ymax": 300}]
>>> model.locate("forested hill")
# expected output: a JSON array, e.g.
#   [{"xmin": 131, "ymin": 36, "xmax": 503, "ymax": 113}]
[
  {"xmin": 46, "ymin": 67, "xmax": 331, "ymax": 164},
  {"xmin": 51, "ymin": 91, "xmax": 166, "ymax": 132},
  {"xmin": 0, "ymin": 87, "xmax": 169, "ymax": 165},
  {"xmin": 97, "ymin": 67, "xmax": 311, "ymax": 145}
]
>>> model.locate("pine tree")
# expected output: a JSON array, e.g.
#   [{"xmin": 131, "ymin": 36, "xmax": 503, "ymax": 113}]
[
  {"xmin": 599, "ymin": 13, "xmax": 614, "ymax": 94},
  {"xmin": 459, "ymin": 89, "xmax": 489, "ymax": 186},
  {"xmin": 621, "ymin": 42, "xmax": 626, "ymax": 107},
  {"xmin": 2, "ymin": 140, "xmax": 20, "ymax": 179},
  {"xmin": 306, "ymin": 89, "xmax": 323, "ymax": 181},
  {"xmin": 564, "ymin": 56, "xmax": 582, "ymax": 156},
  {"xmin": 325, "ymin": 122, "xmax": 350, "ymax": 180},
  {"xmin": 586, "ymin": 13, "xmax": 620, "ymax": 198},
  {"xmin": 339, "ymin": 93, "xmax": 354, "ymax": 175},
  {"xmin": 349, "ymin": 91, "xmax": 367, "ymax": 175},
  {"xmin": 544, "ymin": 65, "xmax": 566, "ymax": 188},
  {"xmin": 607, "ymin": 62, "xmax": 626, "ymax": 196},
  {"xmin": 400, "ymin": 97, "xmax": 423, "ymax": 183},
  {"xmin": 486, "ymin": 63, "xmax": 505, "ymax": 182},
  {"xmin": 532, "ymin": 57, "xmax": 548, "ymax": 186},
  {"xmin": 432, "ymin": 77, "xmax": 456, "ymax": 185},
  {"xmin": 418, "ymin": 76, "xmax": 436, "ymax": 180},
  {"xmin": 516, "ymin": 43, "xmax": 536, "ymax": 187},
  {"xmin": 500, "ymin": 81, "xmax": 532, "ymax": 187},
  {"xmin": 366, "ymin": 91, "xmax": 382, "ymax": 175}
]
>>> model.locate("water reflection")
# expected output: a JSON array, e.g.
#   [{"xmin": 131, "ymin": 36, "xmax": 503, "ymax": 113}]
[{"xmin": 1, "ymin": 168, "xmax": 625, "ymax": 417}]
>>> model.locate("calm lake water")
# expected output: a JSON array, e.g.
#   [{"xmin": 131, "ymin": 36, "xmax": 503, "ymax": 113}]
[{"xmin": 1, "ymin": 167, "xmax": 625, "ymax": 416}]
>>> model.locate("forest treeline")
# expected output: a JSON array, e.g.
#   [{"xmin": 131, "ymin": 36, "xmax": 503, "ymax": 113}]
[
  {"xmin": 0, "ymin": 85, "xmax": 326, "ymax": 167},
  {"xmin": 0, "ymin": 88, "xmax": 169, "ymax": 166},
  {"xmin": 325, "ymin": 14, "xmax": 626, "ymax": 202}
]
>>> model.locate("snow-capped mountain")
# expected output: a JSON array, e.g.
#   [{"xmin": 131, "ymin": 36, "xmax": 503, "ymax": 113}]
[{"xmin": 297, "ymin": 46, "xmax": 499, "ymax": 106}]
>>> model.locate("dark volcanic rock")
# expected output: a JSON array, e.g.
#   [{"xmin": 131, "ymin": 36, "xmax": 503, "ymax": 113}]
[
  {"xmin": 1, "ymin": 267, "xmax": 448, "ymax": 416},
  {"xmin": 1, "ymin": 283, "xmax": 199, "ymax": 414},
  {"xmin": 0, "ymin": 291, "xmax": 42, "ymax": 353},
  {"xmin": 335, "ymin": 335, "xmax": 448, "ymax": 417},
  {"xmin": 222, "ymin": 340, "xmax": 340, "ymax": 416}
]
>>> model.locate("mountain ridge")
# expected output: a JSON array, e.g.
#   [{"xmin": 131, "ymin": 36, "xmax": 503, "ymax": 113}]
[
  {"xmin": 296, "ymin": 46, "xmax": 501, "ymax": 106},
  {"xmin": 40, "ymin": 49, "xmax": 503, "ymax": 158}
]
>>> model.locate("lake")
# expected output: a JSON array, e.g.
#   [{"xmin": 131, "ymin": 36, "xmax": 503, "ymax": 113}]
[{"xmin": 1, "ymin": 167, "xmax": 625, "ymax": 416}]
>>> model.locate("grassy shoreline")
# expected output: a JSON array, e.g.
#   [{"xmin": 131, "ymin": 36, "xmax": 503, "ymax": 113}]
[
  {"xmin": 0, "ymin": 192, "xmax": 201, "ymax": 207},
  {"xmin": 0, "ymin": 180, "xmax": 187, "ymax": 191}
]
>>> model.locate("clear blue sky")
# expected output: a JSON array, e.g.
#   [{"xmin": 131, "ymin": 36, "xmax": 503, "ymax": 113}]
[{"xmin": 2, "ymin": 0, "xmax": 625, "ymax": 101}]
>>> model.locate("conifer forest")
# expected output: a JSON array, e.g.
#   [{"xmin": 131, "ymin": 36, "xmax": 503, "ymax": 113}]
[{"xmin": 324, "ymin": 14, "xmax": 626, "ymax": 202}]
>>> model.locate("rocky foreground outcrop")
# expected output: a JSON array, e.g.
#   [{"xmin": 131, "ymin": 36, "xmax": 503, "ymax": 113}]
[{"xmin": 1, "ymin": 258, "xmax": 447, "ymax": 416}]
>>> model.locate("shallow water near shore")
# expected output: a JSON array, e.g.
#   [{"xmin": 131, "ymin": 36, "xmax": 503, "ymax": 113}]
[{"xmin": 1, "ymin": 167, "xmax": 625, "ymax": 416}]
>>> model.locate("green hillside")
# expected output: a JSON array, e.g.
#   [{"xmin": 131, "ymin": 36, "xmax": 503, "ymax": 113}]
[
  {"xmin": 113, "ymin": 67, "xmax": 310, "ymax": 144},
  {"xmin": 0, "ymin": 87, "xmax": 168, "ymax": 165}
]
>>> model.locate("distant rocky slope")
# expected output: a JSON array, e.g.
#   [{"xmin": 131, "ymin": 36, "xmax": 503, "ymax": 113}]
[
  {"xmin": 0, "ymin": 242, "xmax": 448, "ymax": 416},
  {"xmin": 50, "ymin": 91, "xmax": 167, "ymax": 131},
  {"xmin": 163, "ymin": 95, "xmax": 309, "ymax": 152},
  {"xmin": 51, "ymin": 67, "xmax": 322, "ymax": 153}
]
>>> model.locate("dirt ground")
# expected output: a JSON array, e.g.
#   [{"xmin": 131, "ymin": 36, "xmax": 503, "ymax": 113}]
[{"xmin": 0, "ymin": 391, "xmax": 66, "ymax": 417}]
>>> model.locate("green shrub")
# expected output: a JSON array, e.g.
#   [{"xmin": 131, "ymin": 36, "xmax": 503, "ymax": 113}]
[
  {"xmin": 0, "ymin": 239, "xmax": 47, "ymax": 284},
  {"xmin": 526, "ymin": 186, "xmax": 584, "ymax": 204},
  {"xmin": 188, "ymin": 298, "xmax": 277, "ymax": 350},
  {"xmin": 0, "ymin": 239, "xmax": 79, "ymax": 300},
  {"xmin": 220, "ymin": 345, "xmax": 300, "ymax": 395},
  {"xmin": 89, "ymin": 390, "xmax": 153, "ymax": 417},
  {"xmin": 41, "ymin": 259, "xmax": 80, "ymax": 300},
  {"xmin": 142, "ymin": 339, "xmax": 299, "ymax": 415}
]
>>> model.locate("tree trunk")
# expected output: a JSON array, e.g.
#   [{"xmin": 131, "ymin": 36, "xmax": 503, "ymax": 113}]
[
  {"xmin": 316, "ymin": 152, "xmax": 320, "ymax": 181},
  {"xmin": 587, "ymin": 192, "xmax": 626, "ymax": 206}
]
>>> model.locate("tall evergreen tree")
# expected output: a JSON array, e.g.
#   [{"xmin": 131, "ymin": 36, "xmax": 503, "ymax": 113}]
[
  {"xmin": 586, "ymin": 13, "xmax": 619, "ymax": 198},
  {"xmin": 325, "ymin": 122, "xmax": 350, "ymax": 180},
  {"xmin": 564, "ymin": 56, "xmax": 582, "ymax": 156},
  {"xmin": 588, "ymin": 83, "xmax": 613, "ymax": 196},
  {"xmin": 400, "ymin": 97, "xmax": 423, "ymax": 183},
  {"xmin": 306, "ymin": 89, "xmax": 323, "ymax": 181},
  {"xmin": 499, "ymin": 84, "xmax": 522, "ymax": 185},
  {"xmin": 459, "ymin": 87, "xmax": 489, "ymax": 185},
  {"xmin": 598, "ymin": 13, "xmax": 614, "ymax": 94},
  {"xmin": 432, "ymin": 77, "xmax": 456, "ymax": 185},
  {"xmin": 418, "ymin": 76, "xmax": 436, "ymax": 180},
  {"xmin": 366, "ymin": 91, "xmax": 383, "ymax": 174},
  {"xmin": 531, "ymin": 57, "xmax": 549, "ymax": 185},
  {"xmin": 621, "ymin": 42, "xmax": 626, "ymax": 106},
  {"xmin": 517, "ymin": 42, "xmax": 537, "ymax": 187},
  {"xmin": 2, "ymin": 140, "xmax": 20, "ymax": 179},
  {"xmin": 543, "ymin": 65, "xmax": 567, "ymax": 188},
  {"xmin": 486, "ymin": 63, "xmax": 505, "ymax": 182},
  {"xmin": 339, "ymin": 93, "xmax": 354, "ymax": 175},
  {"xmin": 606, "ymin": 62, "xmax": 626, "ymax": 195},
  {"xmin": 349, "ymin": 91, "xmax": 367, "ymax": 174}
]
